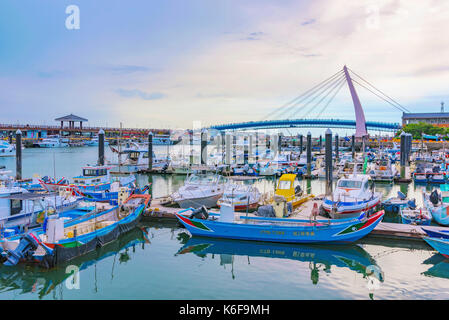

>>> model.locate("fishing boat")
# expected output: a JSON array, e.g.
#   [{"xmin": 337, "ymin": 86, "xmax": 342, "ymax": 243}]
[
  {"xmin": 217, "ymin": 184, "xmax": 261, "ymax": 212},
  {"xmin": 322, "ymin": 174, "xmax": 381, "ymax": 219},
  {"xmin": 414, "ymin": 162, "xmax": 446, "ymax": 184},
  {"xmin": 0, "ymin": 226, "xmax": 149, "ymax": 298},
  {"xmin": 0, "ymin": 179, "xmax": 83, "ymax": 236},
  {"xmin": 423, "ymin": 237, "xmax": 449, "ymax": 258},
  {"xmin": 85, "ymin": 136, "xmax": 109, "ymax": 147},
  {"xmin": 382, "ymin": 191, "xmax": 413, "ymax": 213},
  {"xmin": 171, "ymin": 173, "xmax": 225, "ymax": 209},
  {"xmin": 0, "ymin": 141, "xmax": 16, "ymax": 157},
  {"xmin": 1, "ymin": 193, "xmax": 151, "ymax": 267},
  {"xmin": 423, "ymin": 188, "xmax": 449, "ymax": 226},
  {"xmin": 368, "ymin": 157, "xmax": 398, "ymax": 183},
  {"xmin": 174, "ymin": 204, "xmax": 384, "ymax": 244},
  {"xmin": 422, "ymin": 227, "xmax": 449, "ymax": 240},
  {"xmin": 39, "ymin": 165, "xmax": 134, "ymax": 194},
  {"xmin": 112, "ymin": 145, "xmax": 170, "ymax": 173},
  {"xmin": 400, "ymin": 207, "xmax": 431, "ymax": 225}
]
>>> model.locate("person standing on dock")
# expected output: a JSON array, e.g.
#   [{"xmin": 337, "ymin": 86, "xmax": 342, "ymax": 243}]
[{"xmin": 310, "ymin": 202, "xmax": 319, "ymax": 222}]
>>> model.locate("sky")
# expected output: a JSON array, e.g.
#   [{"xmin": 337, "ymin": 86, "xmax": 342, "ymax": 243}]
[{"xmin": 1, "ymin": 0, "xmax": 448, "ymax": 135}]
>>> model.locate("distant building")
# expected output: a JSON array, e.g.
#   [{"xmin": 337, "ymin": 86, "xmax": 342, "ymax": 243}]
[
  {"xmin": 402, "ymin": 102, "xmax": 449, "ymax": 127},
  {"xmin": 55, "ymin": 114, "xmax": 88, "ymax": 129}
]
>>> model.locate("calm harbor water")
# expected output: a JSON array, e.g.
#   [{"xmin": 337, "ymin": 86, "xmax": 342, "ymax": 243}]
[{"xmin": 0, "ymin": 146, "xmax": 448, "ymax": 300}]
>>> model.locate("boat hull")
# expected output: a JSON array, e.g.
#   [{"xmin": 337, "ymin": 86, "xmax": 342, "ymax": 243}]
[
  {"xmin": 176, "ymin": 193, "xmax": 223, "ymax": 209},
  {"xmin": 175, "ymin": 211, "xmax": 384, "ymax": 244},
  {"xmin": 323, "ymin": 196, "xmax": 381, "ymax": 219},
  {"xmin": 424, "ymin": 237, "xmax": 449, "ymax": 258}
]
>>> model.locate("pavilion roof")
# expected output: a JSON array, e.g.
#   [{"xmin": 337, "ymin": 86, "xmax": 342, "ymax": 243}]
[{"xmin": 55, "ymin": 114, "xmax": 88, "ymax": 122}]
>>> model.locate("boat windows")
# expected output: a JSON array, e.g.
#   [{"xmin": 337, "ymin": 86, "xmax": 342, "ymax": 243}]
[
  {"xmin": 338, "ymin": 180, "xmax": 362, "ymax": 189},
  {"xmin": 10, "ymin": 199, "xmax": 22, "ymax": 215},
  {"xmin": 127, "ymin": 152, "xmax": 141, "ymax": 161},
  {"xmin": 83, "ymin": 168, "xmax": 107, "ymax": 176}
]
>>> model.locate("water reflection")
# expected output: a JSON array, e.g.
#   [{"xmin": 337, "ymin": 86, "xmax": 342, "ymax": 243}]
[
  {"xmin": 0, "ymin": 227, "xmax": 150, "ymax": 299},
  {"xmin": 175, "ymin": 235, "xmax": 384, "ymax": 293},
  {"xmin": 422, "ymin": 254, "xmax": 449, "ymax": 280}
]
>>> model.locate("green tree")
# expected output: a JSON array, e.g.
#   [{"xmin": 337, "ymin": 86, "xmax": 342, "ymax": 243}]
[{"xmin": 396, "ymin": 122, "xmax": 447, "ymax": 139}]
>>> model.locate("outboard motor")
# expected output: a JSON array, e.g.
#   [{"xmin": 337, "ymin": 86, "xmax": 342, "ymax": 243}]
[
  {"xmin": 189, "ymin": 205, "xmax": 209, "ymax": 220},
  {"xmin": 4, "ymin": 232, "xmax": 40, "ymax": 266},
  {"xmin": 430, "ymin": 190, "xmax": 440, "ymax": 206},
  {"xmin": 397, "ymin": 191, "xmax": 406, "ymax": 200},
  {"xmin": 294, "ymin": 185, "xmax": 303, "ymax": 196},
  {"xmin": 407, "ymin": 199, "xmax": 417, "ymax": 210}
]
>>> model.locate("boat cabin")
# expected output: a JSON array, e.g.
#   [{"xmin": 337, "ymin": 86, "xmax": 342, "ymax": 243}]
[
  {"xmin": 275, "ymin": 174, "xmax": 302, "ymax": 202},
  {"xmin": 72, "ymin": 165, "xmax": 112, "ymax": 186}
]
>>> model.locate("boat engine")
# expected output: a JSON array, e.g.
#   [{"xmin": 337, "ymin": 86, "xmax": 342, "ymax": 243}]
[
  {"xmin": 190, "ymin": 206, "xmax": 209, "ymax": 220},
  {"xmin": 3, "ymin": 232, "xmax": 40, "ymax": 266},
  {"xmin": 407, "ymin": 199, "xmax": 417, "ymax": 210},
  {"xmin": 295, "ymin": 185, "xmax": 303, "ymax": 196},
  {"xmin": 430, "ymin": 190, "xmax": 440, "ymax": 206}
]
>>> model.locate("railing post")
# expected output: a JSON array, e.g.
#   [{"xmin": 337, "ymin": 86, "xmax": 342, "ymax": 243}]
[
  {"xmin": 15, "ymin": 130, "xmax": 22, "ymax": 180},
  {"xmin": 148, "ymin": 131, "xmax": 153, "ymax": 171}
]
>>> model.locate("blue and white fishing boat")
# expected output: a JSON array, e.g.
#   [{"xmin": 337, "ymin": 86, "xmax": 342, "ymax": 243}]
[
  {"xmin": 422, "ymin": 227, "xmax": 449, "ymax": 239},
  {"xmin": 175, "ymin": 204, "xmax": 384, "ymax": 244},
  {"xmin": 85, "ymin": 136, "xmax": 109, "ymax": 147},
  {"xmin": 414, "ymin": 162, "xmax": 446, "ymax": 184},
  {"xmin": 400, "ymin": 207, "xmax": 431, "ymax": 225},
  {"xmin": 423, "ymin": 237, "xmax": 449, "ymax": 258},
  {"xmin": 35, "ymin": 136, "xmax": 69, "ymax": 148},
  {"xmin": 39, "ymin": 165, "xmax": 134, "ymax": 195},
  {"xmin": 0, "ymin": 177, "xmax": 83, "ymax": 236},
  {"xmin": 322, "ymin": 174, "xmax": 382, "ymax": 219},
  {"xmin": 1, "ymin": 193, "xmax": 151, "ymax": 267},
  {"xmin": 382, "ymin": 191, "xmax": 413, "ymax": 213},
  {"xmin": 112, "ymin": 145, "xmax": 170, "ymax": 173},
  {"xmin": 0, "ymin": 141, "xmax": 16, "ymax": 157},
  {"xmin": 423, "ymin": 188, "xmax": 449, "ymax": 226}
]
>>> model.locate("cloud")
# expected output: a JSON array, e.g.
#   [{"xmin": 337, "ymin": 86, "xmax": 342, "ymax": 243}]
[
  {"xmin": 37, "ymin": 70, "xmax": 67, "ymax": 78},
  {"xmin": 243, "ymin": 31, "xmax": 265, "ymax": 41},
  {"xmin": 103, "ymin": 65, "xmax": 157, "ymax": 75},
  {"xmin": 116, "ymin": 89, "xmax": 166, "ymax": 100},
  {"xmin": 301, "ymin": 18, "xmax": 316, "ymax": 26}
]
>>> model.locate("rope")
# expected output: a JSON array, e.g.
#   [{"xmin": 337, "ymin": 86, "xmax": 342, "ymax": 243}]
[
  {"xmin": 285, "ymin": 73, "xmax": 346, "ymax": 119},
  {"xmin": 262, "ymin": 69, "xmax": 344, "ymax": 120},
  {"xmin": 298, "ymin": 74, "xmax": 346, "ymax": 119},
  {"xmin": 315, "ymin": 77, "xmax": 347, "ymax": 119},
  {"xmin": 347, "ymin": 67, "xmax": 410, "ymax": 113},
  {"xmin": 351, "ymin": 78, "xmax": 408, "ymax": 113}
]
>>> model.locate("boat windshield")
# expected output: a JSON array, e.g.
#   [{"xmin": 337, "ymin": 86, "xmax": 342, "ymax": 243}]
[
  {"xmin": 278, "ymin": 180, "xmax": 291, "ymax": 190},
  {"xmin": 338, "ymin": 180, "xmax": 362, "ymax": 188},
  {"xmin": 187, "ymin": 174, "xmax": 219, "ymax": 185}
]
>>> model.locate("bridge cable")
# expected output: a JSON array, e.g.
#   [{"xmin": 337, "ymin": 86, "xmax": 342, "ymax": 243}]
[
  {"xmin": 281, "ymin": 73, "xmax": 346, "ymax": 119},
  {"xmin": 262, "ymin": 69, "xmax": 344, "ymax": 120},
  {"xmin": 299, "ymin": 74, "xmax": 346, "ymax": 119},
  {"xmin": 293, "ymin": 73, "xmax": 347, "ymax": 119},
  {"xmin": 351, "ymin": 78, "xmax": 410, "ymax": 114},
  {"xmin": 279, "ymin": 71, "xmax": 345, "ymax": 119},
  {"xmin": 347, "ymin": 67, "xmax": 410, "ymax": 113},
  {"xmin": 315, "ymin": 76, "xmax": 347, "ymax": 119}
]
